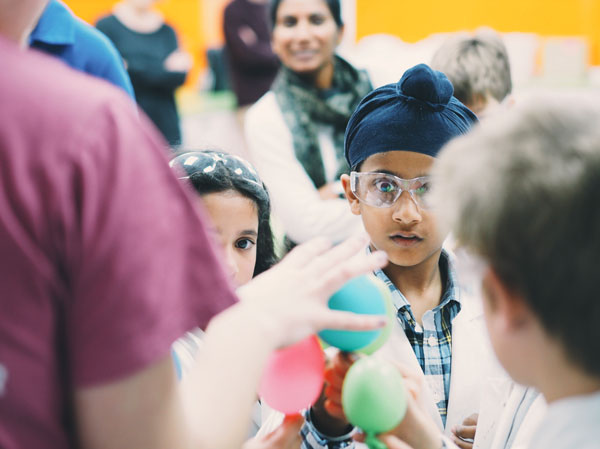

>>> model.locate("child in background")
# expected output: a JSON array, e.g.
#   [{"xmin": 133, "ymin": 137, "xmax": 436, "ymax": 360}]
[
  {"xmin": 301, "ymin": 64, "xmax": 505, "ymax": 449},
  {"xmin": 430, "ymin": 28, "xmax": 512, "ymax": 120},
  {"xmin": 169, "ymin": 151, "xmax": 300, "ymax": 446}
]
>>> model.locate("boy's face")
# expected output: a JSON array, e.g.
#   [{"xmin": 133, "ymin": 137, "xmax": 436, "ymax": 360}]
[{"xmin": 342, "ymin": 151, "xmax": 446, "ymax": 268}]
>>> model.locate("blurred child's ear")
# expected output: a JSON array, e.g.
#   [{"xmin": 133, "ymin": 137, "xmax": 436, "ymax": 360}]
[{"xmin": 340, "ymin": 174, "xmax": 361, "ymax": 216}]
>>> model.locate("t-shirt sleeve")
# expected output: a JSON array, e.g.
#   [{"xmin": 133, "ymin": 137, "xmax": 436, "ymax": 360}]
[{"xmin": 62, "ymin": 95, "xmax": 237, "ymax": 387}]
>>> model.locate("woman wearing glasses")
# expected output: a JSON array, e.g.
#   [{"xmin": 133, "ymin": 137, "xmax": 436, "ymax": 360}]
[{"xmin": 244, "ymin": 0, "xmax": 372, "ymax": 247}]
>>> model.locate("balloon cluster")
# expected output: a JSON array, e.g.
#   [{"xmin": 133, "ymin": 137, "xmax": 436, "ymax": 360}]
[{"xmin": 259, "ymin": 274, "xmax": 406, "ymax": 449}]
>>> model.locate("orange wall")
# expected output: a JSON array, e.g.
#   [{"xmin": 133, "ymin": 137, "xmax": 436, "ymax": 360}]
[
  {"xmin": 355, "ymin": 0, "xmax": 600, "ymax": 64},
  {"xmin": 64, "ymin": 0, "xmax": 209, "ymax": 85},
  {"xmin": 65, "ymin": 0, "xmax": 600, "ymax": 80}
]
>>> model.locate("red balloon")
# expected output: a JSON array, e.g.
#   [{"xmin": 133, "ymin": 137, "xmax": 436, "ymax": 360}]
[{"xmin": 259, "ymin": 335, "xmax": 325, "ymax": 415}]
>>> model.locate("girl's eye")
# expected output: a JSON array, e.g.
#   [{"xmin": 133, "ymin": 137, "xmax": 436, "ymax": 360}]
[{"xmin": 236, "ymin": 238, "xmax": 256, "ymax": 250}]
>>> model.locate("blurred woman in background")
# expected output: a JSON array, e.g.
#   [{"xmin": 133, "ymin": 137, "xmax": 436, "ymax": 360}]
[
  {"xmin": 245, "ymin": 0, "xmax": 372, "ymax": 247},
  {"xmin": 97, "ymin": 0, "xmax": 191, "ymax": 148}
]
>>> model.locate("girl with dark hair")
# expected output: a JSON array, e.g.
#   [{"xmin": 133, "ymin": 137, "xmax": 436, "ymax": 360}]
[
  {"xmin": 245, "ymin": 0, "xmax": 372, "ymax": 247},
  {"xmin": 171, "ymin": 150, "xmax": 277, "ymax": 281},
  {"xmin": 170, "ymin": 150, "xmax": 286, "ymax": 442}
]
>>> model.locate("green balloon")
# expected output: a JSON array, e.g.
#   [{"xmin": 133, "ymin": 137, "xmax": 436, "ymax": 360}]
[
  {"xmin": 342, "ymin": 357, "xmax": 407, "ymax": 435},
  {"xmin": 358, "ymin": 280, "xmax": 395, "ymax": 355}
]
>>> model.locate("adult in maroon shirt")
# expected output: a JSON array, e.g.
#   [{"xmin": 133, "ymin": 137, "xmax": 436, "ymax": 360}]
[{"xmin": 0, "ymin": 4, "xmax": 387, "ymax": 449}]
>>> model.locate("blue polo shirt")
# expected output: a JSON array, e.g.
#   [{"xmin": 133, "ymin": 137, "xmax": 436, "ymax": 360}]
[{"xmin": 30, "ymin": 0, "xmax": 135, "ymax": 99}]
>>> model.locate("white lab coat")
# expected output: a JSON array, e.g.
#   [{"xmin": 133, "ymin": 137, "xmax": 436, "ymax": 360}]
[
  {"xmin": 372, "ymin": 286, "xmax": 506, "ymax": 439},
  {"xmin": 474, "ymin": 380, "xmax": 547, "ymax": 449}
]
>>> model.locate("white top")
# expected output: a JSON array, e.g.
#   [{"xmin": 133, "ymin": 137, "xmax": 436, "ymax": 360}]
[
  {"xmin": 528, "ymin": 391, "xmax": 600, "ymax": 449},
  {"xmin": 245, "ymin": 91, "xmax": 364, "ymax": 244}
]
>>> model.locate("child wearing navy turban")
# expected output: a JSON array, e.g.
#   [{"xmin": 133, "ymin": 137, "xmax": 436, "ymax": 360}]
[{"xmin": 301, "ymin": 64, "xmax": 504, "ymax": 449}]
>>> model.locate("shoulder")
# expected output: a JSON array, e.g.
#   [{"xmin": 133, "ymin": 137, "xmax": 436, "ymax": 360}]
[
  {"xmin": 245, "ymin": 91, "xmax": 292, "ymax": 144},
  {"xmin": 160, "ymin": 22, "xmax": 178, "ymax": 38},
  {"xmin": 95, "ymin": 14, "xmax": 119, "ymax": 31},
  {"xmin": 73, "ymin": 17, "xmax": 122, "ymax": 59},
  {"xmin": 2, "ymin": 42, "xmax": 139, "ymax": 156},
  {"xmin": 246, "ymin": 91, "xmax": 283, "ymax": 125}
]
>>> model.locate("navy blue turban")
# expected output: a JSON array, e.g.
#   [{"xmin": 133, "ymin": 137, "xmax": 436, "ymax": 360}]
[{"xmin": 344, "ymin": 64, "xmax": 478, "ymax": 168}]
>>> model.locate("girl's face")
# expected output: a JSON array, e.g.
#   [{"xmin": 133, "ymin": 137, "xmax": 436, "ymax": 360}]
[
  {"xmin": 201, "ymin": 191, "xmax": 259, "ymax": 287},
  {"xmin": 272, "ymin": 0, "xmax": 342, "ymax": 78}
]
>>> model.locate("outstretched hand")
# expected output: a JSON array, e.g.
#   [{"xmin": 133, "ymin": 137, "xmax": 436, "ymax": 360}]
[
  {"xmin": 236, "ymin": 235, "xmax": 388, "ymax": 348},
  {"xmin": 243, "ymin": 415, "xmax": 304, "ymax": 449}
]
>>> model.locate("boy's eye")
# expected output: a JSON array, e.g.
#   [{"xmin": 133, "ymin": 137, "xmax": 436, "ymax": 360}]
[
  {"xmin": 374, "ymin": 179, "xmax": 396, "ymax": 193},
  {"xmin": 414, "ymin": 183, "xmax": 430, "ymax": 196},
  {"xmin": 236, "ymin": 238, "xmax": 256, "ymax": 250}
]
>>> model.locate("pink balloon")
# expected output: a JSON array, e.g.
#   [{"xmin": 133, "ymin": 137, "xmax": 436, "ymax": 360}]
[{"xmin": 259, "ymin": 335, "xmax": 325, "ymax": 415}]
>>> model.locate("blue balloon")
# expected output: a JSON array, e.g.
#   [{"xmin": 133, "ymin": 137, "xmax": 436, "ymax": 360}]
[{"xmin": 318, "ymin": 274, "xmax": 388, "ymax": 351}]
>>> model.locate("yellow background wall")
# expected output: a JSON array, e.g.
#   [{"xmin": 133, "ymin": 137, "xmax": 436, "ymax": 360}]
[
  {"xmin": 65, "ymin": 0, "xmax": 600, "ymax": 79},
  {"xmin": 65, "ymin": 0, "xmax": 217, "ymax": 86},
  {"xmin": 355, "ymin": 0, "xmax": 600, "ymax": 64}
]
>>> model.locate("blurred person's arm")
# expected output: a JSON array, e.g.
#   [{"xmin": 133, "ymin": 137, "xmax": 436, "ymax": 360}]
[
  {"xmin": 74, "ymin": 236, "xmax": 388, "ymax": 449},
  {"xmin": 245, "ymin": 94, "xmax": 364, "ymax": 244},
  {"xmin": 223, "ymin": 5, "xmax": 279, "ymax": 71}
]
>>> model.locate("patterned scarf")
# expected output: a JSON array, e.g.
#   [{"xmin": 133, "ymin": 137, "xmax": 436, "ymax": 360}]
[{"xmin": 273, "ymin": 55, "xmax": 372, "ymax": 188}]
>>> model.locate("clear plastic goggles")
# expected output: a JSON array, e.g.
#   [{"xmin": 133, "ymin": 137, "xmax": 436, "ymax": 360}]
[{"xmin": 350, "ymin": 171, "xmax": 432, "ymax": 209}]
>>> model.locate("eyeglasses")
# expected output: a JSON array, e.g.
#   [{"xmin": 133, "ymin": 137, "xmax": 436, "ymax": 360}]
[
  {"xmin": 169, "ymin": 151, "xmax": 263, "ymax": 188},
  {"xmin": 350, "ymin": 171, "xmax": 432, "ymax": 209}
]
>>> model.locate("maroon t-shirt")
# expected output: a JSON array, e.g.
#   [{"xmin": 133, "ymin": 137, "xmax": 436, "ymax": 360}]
[{"xmin": 0, "ymin": 37, "xmax": 237, "ymax": 449}]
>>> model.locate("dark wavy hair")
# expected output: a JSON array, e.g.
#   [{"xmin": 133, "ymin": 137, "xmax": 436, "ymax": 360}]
[
  {"xmin": 269, "ymin": 0, "xmax": 343, "ymax": 29},
  {"xmin": 171, "ymin": 150, "xmax": 277, "ymax": 276}
]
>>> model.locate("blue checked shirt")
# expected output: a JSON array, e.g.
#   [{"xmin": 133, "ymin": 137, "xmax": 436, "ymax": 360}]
[
  {"xmin": 374, "ymin": 249, "xmax": 461, "ymax": 426},
  {"xmin": 301, "ymin": 249, "xmax": 461, "ymax": 449}
]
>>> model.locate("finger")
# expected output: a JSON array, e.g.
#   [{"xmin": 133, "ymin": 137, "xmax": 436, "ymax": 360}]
[
  {"xmin": 304, "ymin": 235, "xmax": 371, "ymax": 278},
  {"xmin": 315, "ymin": 249, "xmax": 388, "ymax": 300},
  {"xmin": 324, "ymin": 384, "xmax": 341, "ymax": 405},
  {"xmin": 311, "ymin": 309, "xmax": 387, "ymax": 333},
  {"xmin": 353, "ymin": 432, "xmax": 365, "ymax": 443},
  {"xmin": 379, "ymin": 435, "xmax": 415, "ymax": 449},
  {"xmin": 267, "ymin": 415, "xmax": 304, "ymax": 444},
  {"xmin": 324, "ymin": 368, "xmax": 344, "ymax": 389},
  {"xmin": 463, "ymin": 413, "xmax": 478, "ymax": 426},
  {"xmin": 281, "ymin": 237, "xmax": 332, "ymax": 268},
  {"xmin": 333, "ymin": 352, "xmax": 358, "ymax": 375},
  {"xmin": 324, "ymin": 399, "xmax": 345, "ymax": 419},
  {"xmin": 454, "ymin": 425, "xmax": 476, "ymax": 440},
  {"xmin": 452, "ymin": 435, "xmax": 474, "ymax": 449}
]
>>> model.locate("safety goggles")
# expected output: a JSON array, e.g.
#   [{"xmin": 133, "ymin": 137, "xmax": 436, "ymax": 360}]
[
  {"xmin": 350, "ymin": 171, "xmax": 432, "ymax": 209},
  {"xmin": 169, "ymin": 151, "xmax": 263, "ymax": 188}
]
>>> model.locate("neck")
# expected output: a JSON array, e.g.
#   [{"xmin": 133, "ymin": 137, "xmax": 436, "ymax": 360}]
[
  {"xmin": 534, "ymin": 344, "xmax": 600, "ymax": 404},
  {"xmin": 315, "ymin": 60, "xmax": 335, "ymax": 89},
  {"xmin": 119, "ymin": 1, "xmax": 151, "ymax": 16},
  {"xmin": 0, "ymin": 0, "xmax": 47, "ymax": 47},
  {"xmin": 382, "ymin": 248, "xmax": 444, "ymax": 322}
]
